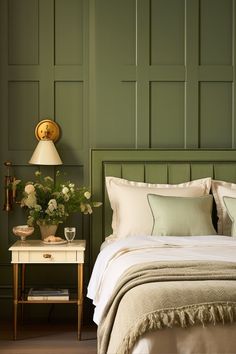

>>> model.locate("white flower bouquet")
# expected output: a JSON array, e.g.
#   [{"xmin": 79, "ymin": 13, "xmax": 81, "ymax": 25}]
[{"xmin": 14, "ymin": 171, "xmax": 101, "ymax": 226}]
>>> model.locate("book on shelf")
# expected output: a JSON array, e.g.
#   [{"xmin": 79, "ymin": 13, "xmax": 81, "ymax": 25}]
[{"xmin": 27, "ymin": 288, "xmax": 69, "ymax": 301}]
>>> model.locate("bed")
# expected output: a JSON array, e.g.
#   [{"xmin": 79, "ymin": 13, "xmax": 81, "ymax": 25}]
[{"xmin": 88, "ymin": 149, "xmax": 236, "ymax": 354}]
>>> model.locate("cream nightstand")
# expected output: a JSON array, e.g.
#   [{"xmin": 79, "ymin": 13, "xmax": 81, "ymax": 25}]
[{"xmin": 9, "ymin": 240, "xmax": 86, "ymax": 340}]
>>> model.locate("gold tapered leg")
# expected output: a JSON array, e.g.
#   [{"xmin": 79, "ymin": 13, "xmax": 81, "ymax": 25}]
[
  {"xmin": 77, "ymin": 263, "xmax": 83, "ymax": 340},
  {"xmin": 13, "ymin": 263, "xmax": 18, "ymax": 340},
  {"xmin": 21, "ymin": 264, "xmax": 26, "ymax": 321}
]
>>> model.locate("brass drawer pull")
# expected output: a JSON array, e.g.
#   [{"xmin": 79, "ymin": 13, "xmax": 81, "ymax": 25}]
[{"xmin": 43, "ymin": 253, "xmax": 52, "ymax": 258}]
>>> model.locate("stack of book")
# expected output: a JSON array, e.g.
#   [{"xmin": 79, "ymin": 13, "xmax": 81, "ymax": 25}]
[{"xmin": 27, "ymin": 288, "xmax": 69, "ymax": 300}]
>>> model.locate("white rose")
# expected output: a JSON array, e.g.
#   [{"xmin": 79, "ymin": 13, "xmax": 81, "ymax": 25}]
[
  {"xmin": 48, "ymin": 205, "xmax": 54, "ymax": 213},
  {"xmin": 35, "ymin": 204, "xmax": 42, "ymax": 211},
  {"xmin": 25, "ymin": 184, "xmax": 35, "ymax": 194},
  {"xmin": 84, "ymin": 191, "xmax": 91, "ymax": 199},
  {"xmin": 25, "ymin": 194, "xmax": 37, "ymax": 208},
  {"xmin": 48, "ymin": 199, "xmax": 57, "ymax": 210},
  {"xmin": 62, "ymin": 186, "xmax": 69, "ymax": 194},
  {"xmin": 69, "ymin": 183, "xmax": 75, "ymax": 188}
]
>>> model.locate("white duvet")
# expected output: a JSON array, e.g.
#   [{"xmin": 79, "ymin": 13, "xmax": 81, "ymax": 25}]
[{"xmin": 87, "ymin": 235, "xmax": 236, "ymax": 325}]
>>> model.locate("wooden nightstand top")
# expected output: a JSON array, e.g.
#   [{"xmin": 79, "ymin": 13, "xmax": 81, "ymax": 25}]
[{"xmin": 9, "ymin": 239, "xmax": 86, "ymax": 251}]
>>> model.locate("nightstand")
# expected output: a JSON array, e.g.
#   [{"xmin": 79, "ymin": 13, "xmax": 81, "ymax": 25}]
[{"xmin": 9, "ymin": 240, "xmax": 86, "ymax": 340}]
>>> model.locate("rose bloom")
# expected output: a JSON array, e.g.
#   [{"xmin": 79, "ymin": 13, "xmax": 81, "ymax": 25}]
[
  {"xmin": 25, "ymin": 184, "xmax": 35, "ymax": 194},
  {"xmin": 84, "ymin": 191, "xmax": 91, "ymax": 199},
  {"xmin": 24, "ymin": 193, "xmax": 37, "ymax": 208},
  {"xmin": 48, "ymin": 199, "xmax": 57, "ymax": 211},
  {"xmin": 62, "ymin": 186, "xmax": 69, "ymax": 194}
]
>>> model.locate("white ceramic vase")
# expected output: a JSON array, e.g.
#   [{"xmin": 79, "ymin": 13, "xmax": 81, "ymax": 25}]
[{"xmin": 37, "ymin": 222, "xmax": 58, "ymax": 240}]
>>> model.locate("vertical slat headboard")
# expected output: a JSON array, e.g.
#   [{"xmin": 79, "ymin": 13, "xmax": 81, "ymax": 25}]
[{"xmin": 90, "ymin": 149, "xmax": 236, "ymax": 266}]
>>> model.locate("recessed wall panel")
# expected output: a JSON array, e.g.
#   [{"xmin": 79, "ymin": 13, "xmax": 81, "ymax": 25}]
[
  {"xmin": 55, "ymin": 82, "xmax": 83, "ymax": 150},
  {"xmin": 8, "ymin": 0, "xmax": 39, "ymax": 65},
  {"xmin": 151, "ymin": 82, "xmax": 185, "ymax": 147},
  {"xmin": 55, "ymin": 0, "xmax": 83, "ymax": 65},
  {"xmin": 8, "ymin": 81, "xmax": 39, "ymax": 150},
  {"xmin": 200, "ymin": 0, "xmax": 232, "ymax": 65},
  {"xmin": 200, "ymin": 82, "xmax": 232, "ymax": 148},
  {"xmin": 150, "ymin": 0, "xmax": 185, "ymax": 65},
  {"xmin": 96, "ymin": 0, "xmax": 136, "ymax": 65},
  {"xmin": 95, "ymin": 82, "xmax": 136, "ymax": 147}
]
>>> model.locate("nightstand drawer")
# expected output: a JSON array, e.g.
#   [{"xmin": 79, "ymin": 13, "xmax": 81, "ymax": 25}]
[{"xmin": 18, "ymin": 250, "xmax": 77, "ymax": 263}]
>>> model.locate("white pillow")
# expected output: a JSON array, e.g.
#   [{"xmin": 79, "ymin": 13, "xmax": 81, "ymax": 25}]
[
  {"xmin": 211, "ymin": 180, "xmax": 236, "ymax": 235},
  {"xmin": 106, "ymin": 176, "xmax": 212, "ymax": 238}
]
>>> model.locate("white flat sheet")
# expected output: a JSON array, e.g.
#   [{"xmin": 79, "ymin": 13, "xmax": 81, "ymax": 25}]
[{"xmin": 87, "ymin": 235, "xmax": 236, "ymax": 325}]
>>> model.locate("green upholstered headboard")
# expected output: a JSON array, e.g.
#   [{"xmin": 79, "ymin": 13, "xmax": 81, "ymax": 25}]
[{"xmin": 90, "ymin": 149, "xmax": 236, "ymax": 265}]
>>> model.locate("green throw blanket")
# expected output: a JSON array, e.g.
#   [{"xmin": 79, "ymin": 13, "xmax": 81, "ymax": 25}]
[{"xmin": 98, "ymin": 260, "xmax": 236, "ymax": 354}]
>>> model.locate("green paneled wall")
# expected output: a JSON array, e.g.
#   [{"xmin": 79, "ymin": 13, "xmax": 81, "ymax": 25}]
[{"xmin": 0, "ymin": 0, "xmax": 236, "ymax": 321}]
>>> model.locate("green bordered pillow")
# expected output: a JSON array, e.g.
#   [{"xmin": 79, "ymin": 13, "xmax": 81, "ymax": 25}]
[
  {"xmin": 147, "ymin": 194, "xmax": 216, "ymax": 236},
  {"xmin": 223, "ymin": 196, "xmax": 236, "ymax": 237}
]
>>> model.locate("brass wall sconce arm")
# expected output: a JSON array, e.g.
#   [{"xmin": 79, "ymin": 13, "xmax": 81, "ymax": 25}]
[{"xmin": 3, "ymin": 161, "xmax": 15, "ymax": 211}]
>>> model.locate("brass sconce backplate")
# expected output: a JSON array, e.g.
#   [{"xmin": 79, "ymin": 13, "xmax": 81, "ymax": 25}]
[{"xmin": 35, "ymin": 119, "xmax": 60, "ymax": 142}]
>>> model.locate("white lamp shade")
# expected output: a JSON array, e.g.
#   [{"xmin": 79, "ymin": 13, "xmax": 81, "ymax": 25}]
[{"xmin": 29, "ymin": 140, "xmax": 63, "ymax": 165}]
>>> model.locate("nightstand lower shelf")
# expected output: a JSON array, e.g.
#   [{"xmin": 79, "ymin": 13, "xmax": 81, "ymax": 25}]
[{"xmin": 18, "ymin": 299, "xmax": 79, "ymax": 304}]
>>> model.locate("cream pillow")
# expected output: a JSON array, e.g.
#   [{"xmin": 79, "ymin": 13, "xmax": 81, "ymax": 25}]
[
  {"xmin": 106, "ymin": 176, "xmax": 212, "ymax": 238},
  {"xmin": 212, "ymin": 180, "xmax": 236, "ymax": 235}
]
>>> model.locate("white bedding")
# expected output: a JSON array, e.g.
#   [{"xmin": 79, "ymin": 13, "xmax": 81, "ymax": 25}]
[{"xmin": 87, "ymin": 235, "xmax": 236, "ymax": 325}]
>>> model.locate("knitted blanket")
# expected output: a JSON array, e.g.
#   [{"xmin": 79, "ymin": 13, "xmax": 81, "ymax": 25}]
[{"xmin": 97, "ymin": 260, "xmax": 236, "ymax": 354}]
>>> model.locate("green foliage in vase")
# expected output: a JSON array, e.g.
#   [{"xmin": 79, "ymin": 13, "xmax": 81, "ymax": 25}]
[{"xmin": 14, "ymin": 171, "xmax": 102, "ymax": 226}]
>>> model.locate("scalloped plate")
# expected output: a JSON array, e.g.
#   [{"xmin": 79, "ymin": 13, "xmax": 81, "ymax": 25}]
[{"xmin": 42, "ymin": 240, "xmax": 67, "ymax": 245}]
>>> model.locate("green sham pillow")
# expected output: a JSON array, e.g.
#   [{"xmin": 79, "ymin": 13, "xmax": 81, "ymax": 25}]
[
  {"xmin": 147, "ymin": 194, "xmax": 216, "ymax": 236},
  {"xmin": 223, "ymin": 196, "xmax": 236, "ymax": 237}
]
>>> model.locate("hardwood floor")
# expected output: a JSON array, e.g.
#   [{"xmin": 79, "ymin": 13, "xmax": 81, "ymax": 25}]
[{"xmin": 0, "ymin": 320, "xmax": 97, "ymax": 354}]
